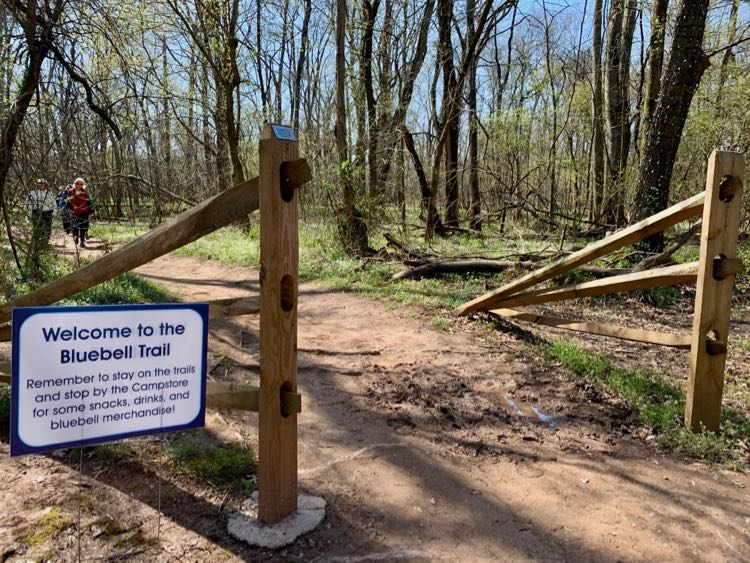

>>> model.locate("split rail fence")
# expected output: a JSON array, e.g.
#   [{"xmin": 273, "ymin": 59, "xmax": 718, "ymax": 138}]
[
  {"xmin": 0, "ymin": 147, "xmax": 745, "ymax": 524},
  {"xmin": 455, "ymin": 150, "xmax": 745, "ymax": 433},
  {"xmin": 0, "ymin": 123, "xmax": 307, "ymax": 524}
]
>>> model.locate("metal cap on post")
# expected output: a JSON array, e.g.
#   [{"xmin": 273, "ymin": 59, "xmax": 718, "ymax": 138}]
[{"xmin": 258, "ymin": 123, "xmax": 299, "ymax": 523}]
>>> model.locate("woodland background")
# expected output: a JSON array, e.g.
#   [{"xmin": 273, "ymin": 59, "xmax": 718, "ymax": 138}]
[{"xmin": 0, "ymin": 0, "xmax": 749, "ymax": 271}]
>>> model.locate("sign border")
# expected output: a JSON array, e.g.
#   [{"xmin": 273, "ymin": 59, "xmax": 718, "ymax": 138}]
[{"xmin": 10, "ymin": 303, "xmax": 209, "ymax": 457}]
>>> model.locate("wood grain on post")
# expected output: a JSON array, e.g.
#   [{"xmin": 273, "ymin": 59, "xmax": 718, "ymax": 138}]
[
  {"xmin": 205, "ymin": 381, "xmax": 301, "ymax": 414},
  {"xmin": 258, "ymin": 124, "xmax": 299, "ymax": 523},
  {"xmin": 686, "ymin": 151, "xmax": 745, "ymax": 432}
]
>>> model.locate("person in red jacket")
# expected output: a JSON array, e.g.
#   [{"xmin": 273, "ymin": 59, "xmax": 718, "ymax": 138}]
[{"xmin": 67, "ymin": 178, "xmax": 94, "ymax": 247}]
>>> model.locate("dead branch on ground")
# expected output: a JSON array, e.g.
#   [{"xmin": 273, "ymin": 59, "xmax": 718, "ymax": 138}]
[{"xmin": 392, "ymin": 259, "xmax": 630, "ymax": 281}]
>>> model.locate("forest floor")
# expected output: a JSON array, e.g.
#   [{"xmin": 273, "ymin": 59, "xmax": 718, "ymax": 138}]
[{"xmin": 1, "ymin": 234, "xmax": 750, "ymax": 561}]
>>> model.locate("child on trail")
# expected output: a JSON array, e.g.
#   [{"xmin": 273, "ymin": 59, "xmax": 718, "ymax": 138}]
[{"xmin": 67, "ymin": 178, "xmax": 94, "ymax": 247}]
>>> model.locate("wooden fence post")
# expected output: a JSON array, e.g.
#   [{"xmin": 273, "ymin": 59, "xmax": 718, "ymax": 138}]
[
  {"xmin": 258, "ymin": 123, "xmax": 299, "ymax": 523},
  {"xmin": 685, "ymin": 150, "xmax": 745, "ymax": 432}
]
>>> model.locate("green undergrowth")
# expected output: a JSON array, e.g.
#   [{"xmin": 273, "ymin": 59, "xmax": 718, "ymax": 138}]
[
  {"xmin": 64, "ymin": 271, "xmax": 174, "ymax": 305},
  {"xmin": 3, "ymin": 254, "xmax": 174, "ymax": 306},
  {"xmin": 0, "ymin": 384, "xmax": 9, "ymax": 423},
  {"xmin": 167, "ymin": 431, "xmax": 256, "ymax": 490},
  {"xmin": 66, "ymin": 433, "xmax": 256, "ymax": 492},
  {"xmin": 170, "ymin": 222, "xmax": 547, "ymax": 319},
  {"xmin": 546, "ymin": 340, "xmax": 750, "ymax": 466},
  {"xmin": 91, "ymin": 221, "xmax": 150, "ymax": 244}
]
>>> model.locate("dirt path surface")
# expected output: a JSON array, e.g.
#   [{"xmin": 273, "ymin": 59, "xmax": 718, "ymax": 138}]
[{"xmin": 2, "ymin": 250, "xmax": 750, "ymax": 561}]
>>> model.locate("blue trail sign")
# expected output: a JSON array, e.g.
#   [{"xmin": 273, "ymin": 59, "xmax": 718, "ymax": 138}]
[{"xmin": 11, "ymin": 303, "xmax": 208, "ymax": 457}]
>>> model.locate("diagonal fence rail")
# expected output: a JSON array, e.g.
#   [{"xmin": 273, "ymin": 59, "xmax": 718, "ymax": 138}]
[
  {"xmin": 456, "ymin": 150, "xmax": 745, "ymax": 432},
  {"xmin": 0, "ymin": 123, "xmax": 311, "ymax": 525}
]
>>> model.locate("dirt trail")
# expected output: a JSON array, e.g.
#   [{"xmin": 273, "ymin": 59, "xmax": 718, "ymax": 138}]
[{"xmin": 2, "ymin": 249, "xmax": 750, "ymax": 561}]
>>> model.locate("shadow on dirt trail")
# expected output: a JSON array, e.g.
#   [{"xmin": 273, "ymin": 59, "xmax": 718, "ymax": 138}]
[
  {"xmin": 1, "ymin": 252, "xmax": 748, "ymax": 561},
  {"xmin": 135, "ymin": 255, "xmax": 750, "ymax": 561}
]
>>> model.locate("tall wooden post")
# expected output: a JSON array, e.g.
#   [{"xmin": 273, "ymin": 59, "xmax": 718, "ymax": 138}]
[
  {"xmin": 685, "ymin": 150, "xmax": 745, "ymax": 432},
  {"xmin": 258, "ymin": 123, "xmax": 299, "ymax": 523}
]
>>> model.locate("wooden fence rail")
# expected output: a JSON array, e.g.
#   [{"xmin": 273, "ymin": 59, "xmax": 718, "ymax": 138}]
[
  {"xmin": 455, "ymin": 150, "xmax": 745, "ymax": 432},
  {"xmin": 454, "ymin": 191, "xmax": 706, "ymax": 316},
  {"xmin": 0, "ymin": 159, "xmax": 310, "ymax": 326},
  {"xmin": 0, "ymin": 124, "xmax": 310, "ymax": 526}
]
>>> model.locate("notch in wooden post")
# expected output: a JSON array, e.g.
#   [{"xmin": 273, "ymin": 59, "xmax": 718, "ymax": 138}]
[
  {"xmin": 258, "ymin": 123, "xmax": 300, "ymax": 523},
  {"xmin": 712, "ymin": 257, "xmax": 744, "ymax": 280},
  {"xmin": 685, "ymin": 151, "xmax": 744, "ymax": 432}
]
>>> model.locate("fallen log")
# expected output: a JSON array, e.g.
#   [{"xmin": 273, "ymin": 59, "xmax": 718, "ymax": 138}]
[
  {"xmin": 632, "ymin": 221, "xmax": 701, "ymax": 272},
  {"xmin": 392, "ymin": 259, "xmax": 631, "ymax": 281}
]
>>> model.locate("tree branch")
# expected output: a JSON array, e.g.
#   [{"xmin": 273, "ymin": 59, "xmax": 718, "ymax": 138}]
[
  {"xmin": 48, "ymin": 43, "xmax": 122, "ymax": 140},
  {"xmin": 705, "ymin": 34, "xmax": 750, "ymax": 58}
]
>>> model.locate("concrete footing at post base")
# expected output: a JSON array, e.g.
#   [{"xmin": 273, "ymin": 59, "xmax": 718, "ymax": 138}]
[{"xmin": 227, "ymin": 492, "xmax": 326, "ymax": 549}]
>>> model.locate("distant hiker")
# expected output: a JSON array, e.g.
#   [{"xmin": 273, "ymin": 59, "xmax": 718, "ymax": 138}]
[
  {"xmin": 68, "ymin": 178, "xmax": 93, "ymax": 248},
  {"xmin": 57, "ymin": 184, "xmax": 72, "ymax": 235},
  {"xmin": 25, "ymin": 178, "xmax": 55, "ymax": 251}
]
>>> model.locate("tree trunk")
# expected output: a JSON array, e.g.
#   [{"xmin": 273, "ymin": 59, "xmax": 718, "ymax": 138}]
[
  {"xmin": 292, "ymin": 0, "xmax": 311, "ymax": 133},
  {"xmin": 335, "ymin": 0, "xmax": 369, "ymax": 254},
  {"xmin": 715, "ymin": 0, "xmax": 739, "ymax": 112},
  {"xmin": 361, "ymin": 0, "xmax": 381, "ymax": 200},
  {"xmin": 590, "ymin": 0, "xmax": 605, "ymax": 222},
  {"xmin": 639, "ymin": 0, "xmax": 668, "ymax": 158},
  {"xmin": 542, "ymin": 0, "xmax": 559, "ymax": 224},
  {"xmin": 439, "ymin": 0, "xmax": 459, "ymax": 228},
  {"xmin": 200, "ymin": 60, "xmax": 216, "ymax": 194},
  {"xmin": 403, "ymin": 126, "xmax": 441, "ymax": 234},
  {"xmin": 160, "ymin": 38, "xmax": 172, "ymax": 194},
  {"xmin": 632, "ymin": 0, "xmax": 710, "ymax": 252},
  {"xmin": 466, "ymin": 0, "xmax": 480, "ymax": 231},
  {"xmin": 604, "ymin": 0, "xmax": 637, "ymax": 226}
]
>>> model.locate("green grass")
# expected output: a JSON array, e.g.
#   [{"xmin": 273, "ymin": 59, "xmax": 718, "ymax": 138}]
[
  {"xmin": 167, "ymin": 431, "xmax": 256, "ymax": 490},
  {"xmin": 547, "ymin": 340, "xmax": 750, "ymax": 464},
  {"xmin": 174, "ymin": 224, "xmax": 260, "ymax": 265},
  {"xmin": 91, "ymin": 221, "xmax": 150, "ymax": 244},
  {"xmin": 0, "ymin": 384, "xmax": 9, "ymax": 423},
  {"xmin": 23, "ymin": 506, "xmax": 73, "ymax": 546},
  {"xmin": 64, "ymin": 272, "xmax": 174, "ymax": 305},
  {"xmin": 742, "ymin": 340, "xmax": 750, "ymax": 353},
  {"xmin": 89, "ymin": 516, "xmax": 128, "ymax": 541},
  {"xmin": 1, "ymin": 251, "xmax": 174, "ymax": 306},
  {"xmin": 171, "ymin": 221, "xmax": 530, "ymax": 315}
]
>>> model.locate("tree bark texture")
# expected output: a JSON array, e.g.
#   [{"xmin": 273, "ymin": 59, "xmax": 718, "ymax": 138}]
[{"xmin": 633, "ymin": 0, "xmax": 711, "ymax": 252}]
